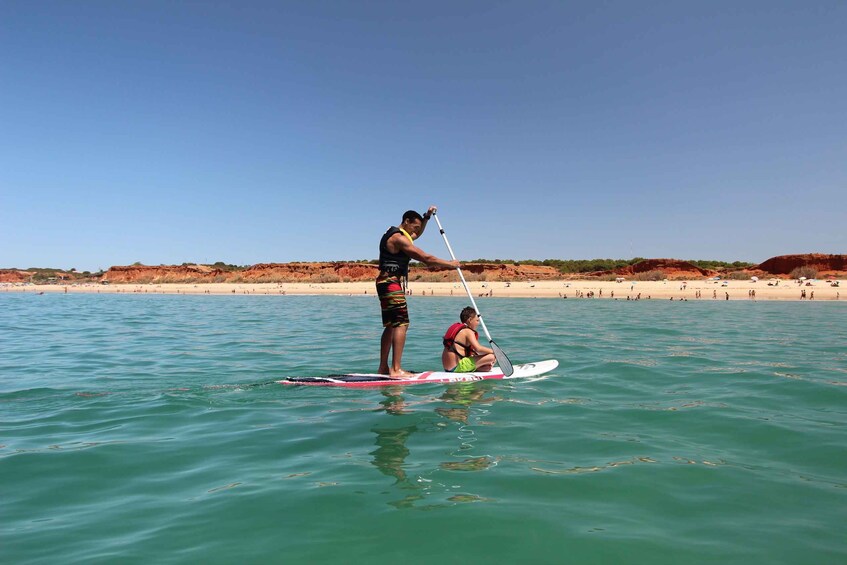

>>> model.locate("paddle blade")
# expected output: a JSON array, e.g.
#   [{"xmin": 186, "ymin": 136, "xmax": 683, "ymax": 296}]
[{"xmin": 491, "ymin": 340, "xmax": 514, "ymax": 377}]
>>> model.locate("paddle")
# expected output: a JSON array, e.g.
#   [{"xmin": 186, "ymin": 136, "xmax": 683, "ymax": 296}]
[{"xmin": 431, "ymin": 212, "xmax": 514, "ymax": 376}]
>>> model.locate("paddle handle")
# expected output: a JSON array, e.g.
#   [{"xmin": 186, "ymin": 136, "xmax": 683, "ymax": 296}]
[{"xmin": 431, "ymin": 213, "xmax": 494, "ymax": 343}]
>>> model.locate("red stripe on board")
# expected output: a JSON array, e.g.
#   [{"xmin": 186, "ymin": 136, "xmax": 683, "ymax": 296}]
[{"xmin": 279, "ymin": 372, "xmax": 506, "ymax": 387}]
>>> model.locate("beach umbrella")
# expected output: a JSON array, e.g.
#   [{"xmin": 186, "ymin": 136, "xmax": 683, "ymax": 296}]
[
  {"xmin": 751, "ymin": 276, "xmax": 758, "ymax": 282},
  {"xmin": 799, "ymin": 276, "xmax": 807, "ymax": 281}
]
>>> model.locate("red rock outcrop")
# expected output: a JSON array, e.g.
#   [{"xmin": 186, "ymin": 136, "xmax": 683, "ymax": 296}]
[
  {"xmin": 756, "ymin": 254, "xmax": 847, "ymax": 276},
  {"xmin": 101, "ymin": 262, "xmax": 561, "ymax": 283},
  {"xmin": 238, "ymin": 263, "xmax": 380, "ymax": 282},
  {"xmin": 0, "ymin": 270, "xmax": 32, "ymax": 283},
  {"xmin": 593, "ymin": 259, "xmax": 716, "ymax": 279},
  {"xmin": 104, "ymin": 264, "xmax": 226, "ymax": 283},
  {"xmin": 16, "ymin": 256, "xmax": 847, "ymax": 285},
  {"xmin": 409, "ymin": 262, "xmax": 561, "ymax": 282}
]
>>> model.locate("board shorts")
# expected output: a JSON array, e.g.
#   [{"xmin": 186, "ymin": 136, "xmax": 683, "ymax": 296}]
[
  {"xmin": 449, "ymin": 357, "xmax": 477, "ymax": 373},
  {"xmin": 376, "ymin": 273, "xmax": 409, "ymax": 328}
]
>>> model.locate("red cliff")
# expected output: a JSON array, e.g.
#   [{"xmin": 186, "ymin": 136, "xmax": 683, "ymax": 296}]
[
  {"xmin": 593, "ymin": 259, "xmax": 716, "ymax": 279},
  {"xmin": 104, "ymin": 264, "xmax": 226, "ymax": 283},
  {"xmin": 237, "ymin": 263, "xmax": 380, "ymax": 283},
  {"xmin": 0, "ymin": 270, "xmax": 32, "ymax": 283},
  {"xmin": 756, "ymin": 254, "xmax": 847, "ymax": 276},
  {"xmin": 101, "ymin": 262, "xmax": 561, "ymax": 284}
]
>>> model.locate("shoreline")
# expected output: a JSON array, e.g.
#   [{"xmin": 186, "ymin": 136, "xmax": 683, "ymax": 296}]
[{"xmin": 3, "ymin": 279, "xmax": 843, "ymax": 301}]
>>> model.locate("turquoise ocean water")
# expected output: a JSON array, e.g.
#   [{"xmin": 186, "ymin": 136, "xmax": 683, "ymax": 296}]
[{"xmin": 2, "ymin": 293, "xmax": 846, "ymax": 564}]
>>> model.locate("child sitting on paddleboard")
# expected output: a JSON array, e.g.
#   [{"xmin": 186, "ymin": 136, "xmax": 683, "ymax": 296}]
[{"xmin": 442, "ymin": 306, "xmax": 496, "ymax": 373}]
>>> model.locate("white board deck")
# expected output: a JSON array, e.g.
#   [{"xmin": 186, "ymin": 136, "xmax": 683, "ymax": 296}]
[{"xmin": 278, "ymin": 359, "xmax": 559, "ymax": 387}]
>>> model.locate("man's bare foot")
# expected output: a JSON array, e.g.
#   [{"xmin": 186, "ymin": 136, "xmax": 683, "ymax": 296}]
[{"xmin": 387, "ymin": 369, "xmax": 415, "ymax": 379}]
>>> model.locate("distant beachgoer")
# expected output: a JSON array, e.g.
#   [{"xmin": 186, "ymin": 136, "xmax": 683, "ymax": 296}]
[
  {"xmin": 713, "ymin": 290, "xmax": 717, "ymax": 299},
  {"xmin": 441, "ymin": 306, "xmax": 495, "ymax": 373},
  {"xmin": 725, "ymin": 292, "xmax": 729, "ymax": 301},
  {"xmin": 377, "ymin": 207, "xmax": 458, "ymax": 378}
]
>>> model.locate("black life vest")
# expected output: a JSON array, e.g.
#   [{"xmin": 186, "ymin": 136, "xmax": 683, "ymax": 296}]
[
  {"xmin": 378, "ymin": 226, "xmax": 412, "ymax": 276},
  {"xmin": 442, "ymin": 322, "xmax": 478, "ymax": 357}
]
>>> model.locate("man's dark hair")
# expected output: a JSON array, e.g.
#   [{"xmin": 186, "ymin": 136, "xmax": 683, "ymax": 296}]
[
  {"xmin": 402, "ymin": 210, "xmax": 424, "ymax": 223},
  {"xmin": 460, "ymin": 306, "xmax": 477, "ymax": 324}
]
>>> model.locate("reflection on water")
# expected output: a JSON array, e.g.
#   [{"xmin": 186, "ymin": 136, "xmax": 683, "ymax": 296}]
[
  {"xmin": 370, "ymin": 388, "xmax": 417, "ymax": 485},
  {"xmin": 369, "ymin": 383, "xmax": 501, "ymax": 508}
]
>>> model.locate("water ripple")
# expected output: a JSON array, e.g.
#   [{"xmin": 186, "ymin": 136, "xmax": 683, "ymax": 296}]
[{"xmin": 1, "ymin": 294, "xmax": 846, "ymax": 563}]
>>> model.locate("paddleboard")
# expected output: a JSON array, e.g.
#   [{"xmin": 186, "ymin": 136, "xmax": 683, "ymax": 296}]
[{"xmin": 278, "ymin": 359, "xmax": 559, "ymax": 387}]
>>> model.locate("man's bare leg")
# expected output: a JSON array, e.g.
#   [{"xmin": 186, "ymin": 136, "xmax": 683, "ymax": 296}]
[
  {"xmin": 378, "ymin": 326, "xmax": 413, "ymax": 378},
  {"xmin": 389, "ymin": 326, "xmax": 413, "ymax": 377},
  {"xmin": 378, "ymin": 327, "xmax": 393, "ymax": 374}
]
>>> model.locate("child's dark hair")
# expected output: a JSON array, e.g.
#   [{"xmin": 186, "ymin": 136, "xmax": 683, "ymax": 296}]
[{"xmin": 460, "ymin": 306, "xmax": 477, "ymax": 323}]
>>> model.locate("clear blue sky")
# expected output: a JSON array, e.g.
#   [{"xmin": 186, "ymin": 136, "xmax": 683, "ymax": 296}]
[{"xmin": 2, "ymin": 1, "xmax": 845, "ymax": 272}]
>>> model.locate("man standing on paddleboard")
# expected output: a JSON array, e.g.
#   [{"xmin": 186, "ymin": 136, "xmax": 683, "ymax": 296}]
[{"xmin": 377, "ymin": 207, "xmax": 458, "ymax": 378}]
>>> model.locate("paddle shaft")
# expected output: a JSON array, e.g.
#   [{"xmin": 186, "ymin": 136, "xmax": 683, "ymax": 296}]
[{"xmin": 431, "ymin": 213, "xmax": 494, "ymax": 342}]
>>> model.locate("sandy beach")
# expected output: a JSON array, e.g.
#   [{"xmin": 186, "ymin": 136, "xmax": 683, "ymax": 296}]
[{"xmin": 4, "ymin": 278, "xmax": 843, "ymax": 301}]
